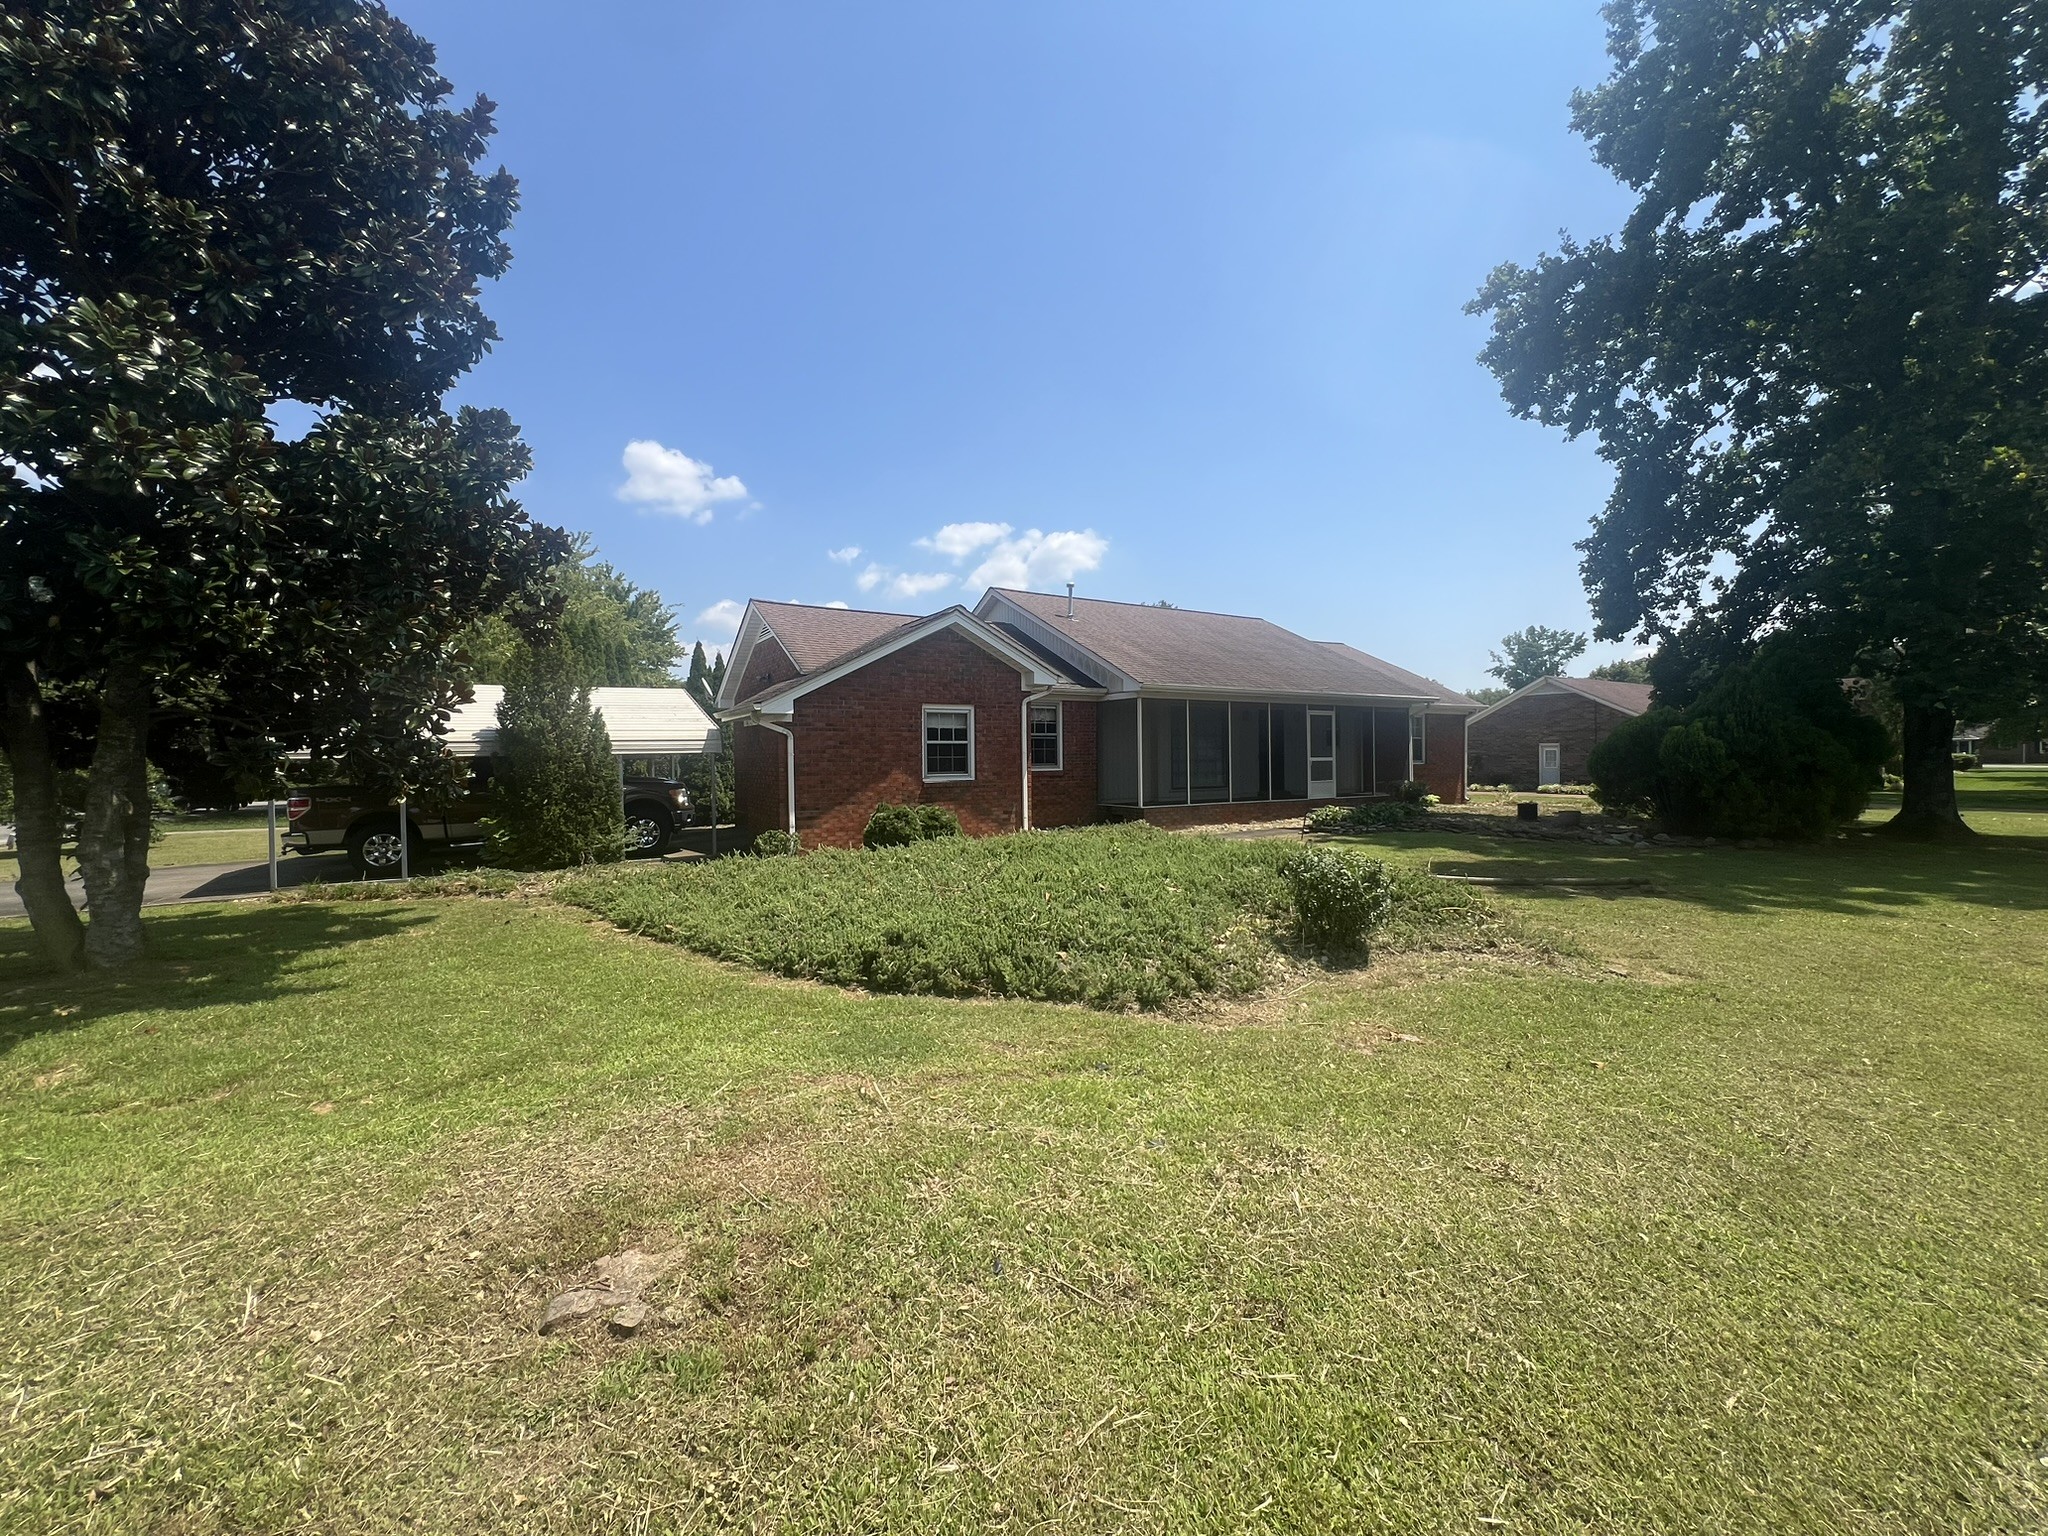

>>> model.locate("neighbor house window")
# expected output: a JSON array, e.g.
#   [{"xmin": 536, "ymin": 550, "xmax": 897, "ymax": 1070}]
[
  {"xmin": 1029, "ymin": 703, "xmax": 1062, "ymax": 770},
  {"xmin": 1410, "ymin": 713, "xmax": 1426, "ymax": 767},
  {"xmin": 924, "ymin": 706, "xmax": 974, "ymax": 780}
]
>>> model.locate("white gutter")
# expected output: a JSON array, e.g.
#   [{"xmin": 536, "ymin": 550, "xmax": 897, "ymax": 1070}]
[
  {"xmin": 1020, "ymin": 686, "xmax": 1054, "ymax": 830},
  {"xmin": 759, "ymin": 720, "xmax": 797, "ymax": 839}
]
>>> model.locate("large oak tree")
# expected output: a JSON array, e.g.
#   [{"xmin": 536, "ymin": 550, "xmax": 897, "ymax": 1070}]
[
  {"xmin": 1471, "ymin": 0, "xmax": 2048, "ymax": 837},
  {"xmin": 1, "ymin": 1, "xmax": 566, "ymax": 969}
]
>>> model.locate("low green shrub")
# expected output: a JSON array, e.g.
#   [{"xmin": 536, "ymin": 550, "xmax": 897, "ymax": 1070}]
[
  {"xmin": 1952, "ymin": 753, "xmax": 1981, "ymax": 771},
  {"xmin": 1394, "ymin": 779, "xmax": 1438, "ymax": 805},
  {"xmin": 751, "ymin": 829, "xmax": 801, "ymax": 857},
  {"xmin": 557, "ymin": 824, "xmax": 1510, "ymax": 1011},
  {"xmin": 1279, "ymin": 846, "xmax": 1396, "ymax": 954},
  {"xmin": 862, "ymin": 801, "xmax": 963, "ymax": 848},
  {"xmin": 1306, "ymin": 800, "xmax": 1427, "ymax": 833}
]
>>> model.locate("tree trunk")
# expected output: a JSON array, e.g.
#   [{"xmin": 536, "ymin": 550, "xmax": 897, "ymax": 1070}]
[
  {"xmin": 1, "ymin": 664, "xmax": 86, "ymax": 972},
  {"xmin": 1884, "ymin": 701, "xmax": 1973, "ymax": 840},
  {"xmin": 75, "ymin": 661, "xmax": 155, "ymax": 969}
]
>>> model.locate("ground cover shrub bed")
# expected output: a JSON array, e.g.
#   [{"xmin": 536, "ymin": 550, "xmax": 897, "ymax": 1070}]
[{"xmin": 558, "ymin": 824, "xmax": 1490, "ymax": 1010}]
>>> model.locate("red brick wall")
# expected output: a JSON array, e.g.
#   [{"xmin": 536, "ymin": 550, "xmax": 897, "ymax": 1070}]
[
  {"xmin": 1027, "ymin": 698, "xmax": 1098, "ymax": 829},
  {"xmin": 1417, "ymin": 711, "xmax": 1468, "ymax": 804},
  {"xmin": 783, "ymin": 629, "xmax": 1033, "ymax": 849},
  {"xmin": 734, "ymin": 634, "xmax": 800, "ymax": 703},
  {"xmin": 1467, "ymin": 693, "xmax": 1631, "ymax": 789},
  {"xmin": 731, "ymin": 721, "xmax": 789, "ymax": 844}
]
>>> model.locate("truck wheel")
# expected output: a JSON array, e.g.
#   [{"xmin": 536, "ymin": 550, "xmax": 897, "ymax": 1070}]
[
  {"xmin": 347, "ymin": 821, "xmax": 421, "ymax": 878},
  {"xmin": 623, "ymin": 803, "xmax": 674, "ymax": 857}
]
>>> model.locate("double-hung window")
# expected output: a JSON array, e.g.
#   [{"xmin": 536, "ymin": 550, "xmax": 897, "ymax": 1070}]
[
  {"xmin": 1029, "ymin": 702, "xmax": 1062, "ymax": 770},
  {"xmin": 1410, "ymin": 713, "xmax": 1426, "ymax": 768},
  {"xmin": 924, "ymin": 706, "xmax": 974, "ymax": 781}
]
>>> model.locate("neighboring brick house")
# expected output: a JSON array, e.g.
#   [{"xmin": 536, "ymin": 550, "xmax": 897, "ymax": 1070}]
[
  {"xmin": 717, "ymin": 590, "xmax": 1479, "ymax": 849},
  {"xmin": 1466, "ymin": 675, "xmax": 1655, "ymax": 789}
]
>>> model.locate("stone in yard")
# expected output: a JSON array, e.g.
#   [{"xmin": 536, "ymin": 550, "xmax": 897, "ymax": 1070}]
[
  {"xmin": 608, "ymin": 1302, "xmax": 653, "ymax": 1336},
  {"xmin": 538, "ymin": 1286, "xmax": 619, "ymax": 1335},
  {"xmin": 592, "ymin": 1247, "xmax": 677, "ymax": 1294}
]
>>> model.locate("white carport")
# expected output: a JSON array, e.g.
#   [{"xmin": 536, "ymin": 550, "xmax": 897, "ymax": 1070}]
[{"xmin": 440, "ymin": 684, "xmax": 721, "ymax": 758}]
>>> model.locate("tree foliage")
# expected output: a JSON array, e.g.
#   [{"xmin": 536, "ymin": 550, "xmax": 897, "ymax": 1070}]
[
  {"xmin": 1487, "ymin": 626, "xmax": 1590, "ymax": 689},
  {"xmin": 0, "ymin": 1, "xmax": 563, "ymax": 968},
  {"xmin": 1588, "ymin": 656, "xmax": 1654, "ymax": 684},
  {"xmin": 466, "ymin": 536, "xmax": 684, "ymax": 688},
  {"xmin": 1471, "ymin": 0, "xmax": 2048, "ymax": 837},
  {"xmin": 481, "ymin": 647, "xmax": 624, "ymax": 870},
  {"xmin": 1589, "ymin": 645, "xmax": 1890, "ymax": 840}
]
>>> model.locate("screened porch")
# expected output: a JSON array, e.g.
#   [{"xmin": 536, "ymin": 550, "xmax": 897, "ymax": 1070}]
[{"xmin": 1097, "ymin": 698, "xmax": 1421, "ymax": 808}]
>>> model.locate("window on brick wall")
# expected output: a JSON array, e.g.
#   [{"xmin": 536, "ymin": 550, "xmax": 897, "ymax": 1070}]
[
  {"xmin": 924, "ymin": 706, "xmax": 974, "ymax": 780},
  {"xmin": 1410, "ymin": 713, "xmax": 1426, "ymax": 768},
  {"xmin": 1029, "ymin": 703, "xmax": 1062, "ymax": 770}
]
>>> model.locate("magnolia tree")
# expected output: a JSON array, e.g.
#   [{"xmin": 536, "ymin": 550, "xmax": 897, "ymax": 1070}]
[
  {"xmin": 0, "ymin": 2, "xmax": 567, "ymax": 969},
  {"xmin": 1471, "ymin": 0, "xmax": 2048, "ymax": 837}
]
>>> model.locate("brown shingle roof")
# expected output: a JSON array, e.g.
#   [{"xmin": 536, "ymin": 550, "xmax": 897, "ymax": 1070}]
[
  {"xmin": 1316, "ymin": 642, "xmax": 1482, "ymax": 710},
  {"xmin": 990, "ymin": 588, "xmax": 1462, "ymax": 703},
  {"xmin": 1556, "ymin": 677, "xmax": 1654, "ymax": 715},
  {"xmin": 750, "ymin": 600, "xmax": 919, "ymax": 674}
]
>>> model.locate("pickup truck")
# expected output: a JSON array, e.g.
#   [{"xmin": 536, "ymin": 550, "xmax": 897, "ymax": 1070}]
[{"xmin": 286, "ymin": 759, "xmax": 694, "ymax": 875}]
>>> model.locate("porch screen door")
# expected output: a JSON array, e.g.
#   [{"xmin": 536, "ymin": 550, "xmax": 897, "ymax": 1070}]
[
  {"xmin": 1539, "ymin": 743, "xmax": 1561, "ymax": 787},
  {"xmin": 1307, "ymin": 710, "xmax": 1337, "ymax": 799}
]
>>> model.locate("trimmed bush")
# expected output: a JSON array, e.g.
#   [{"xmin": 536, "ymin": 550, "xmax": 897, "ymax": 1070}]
[
  {"xmin": 482, "ymin": 647, "xmax": 625, "ymax": 870},
  {"xmin": 863, "ymin": 801, "xmax": 963, "ymax": 848},
  {"xmin": 1306, "ymin": 801, "xmax": 1427, "ymax": 833},
  {"xmin": 1588, "ymin": 650, "xmax": 1889, "ymax": 840},
  {"xmin": 1394, "ymin": 779, "xmax": 1438, "ymax": 805},
  {"xmin": 752, "ymin": 829, "xmax": 801, "ymax": 857},
  {"xmin": 1952, "ymin": 753, "xmax": 1981, "ymax": 771},
  {"xmin": 1280, "ymin": 846, "xmax": 1397, "ymax": 954}
]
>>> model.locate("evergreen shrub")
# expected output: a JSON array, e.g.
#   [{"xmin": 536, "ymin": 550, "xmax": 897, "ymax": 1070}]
[
  {"xmin": 481, "ymin": 647, "xmax": 625, "ymax": 869},
  {"xmin": 863, "ymin": 802, "xmax": 964, "ymax": 848},
  {"xmin": 1280, "ymin": 846, "xmax": 1397, "ymax": 954}
]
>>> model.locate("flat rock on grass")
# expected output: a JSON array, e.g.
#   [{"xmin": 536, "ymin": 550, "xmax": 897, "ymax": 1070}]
[{"xmin": 536, "ymin": 1246, "xmax": 678, "ymax": 1336}]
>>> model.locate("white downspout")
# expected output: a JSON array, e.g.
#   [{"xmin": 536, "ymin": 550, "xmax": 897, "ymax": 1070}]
[
  {"xmin": 761, "ymin": 720, "xmax": 796, "ymax": 839},
  {"xmin": 1021, "ymin": 687, "xmax": 1053, "ymax": 830}
]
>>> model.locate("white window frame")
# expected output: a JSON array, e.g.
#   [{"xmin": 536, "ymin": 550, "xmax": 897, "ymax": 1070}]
[
  {"xmin": 1028, "ymin": 700, "xmax": 1063, "ymax": 772},
  {"xmin": 923, "ymin": 705, "xmax": 976, "ymax": 782},
  {"xmin": 1410, "ymin": 712, "xmax": 1427, "ymax": 769}
]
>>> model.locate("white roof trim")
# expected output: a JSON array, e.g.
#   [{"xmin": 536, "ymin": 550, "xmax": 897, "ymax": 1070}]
[
  {"xmin": 1467, "ymin": 675, "xmax": 1651, "ymax": 728},
  {"xmin": 714, "ymin": 605, "xmax": 774, "ymax": 713},
  {"xmin": 721, "ymin": 608, "xmax": 1062, "ymax": 720}
]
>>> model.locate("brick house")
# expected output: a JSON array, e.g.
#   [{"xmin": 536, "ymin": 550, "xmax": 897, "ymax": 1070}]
[
  {"xmin": 716, "ymin": 589, "xmax": 1481, "ymax": 849},
  {"xmin": 1465, "ymin": 675, "xmax": 1654, "ymax": 789}
]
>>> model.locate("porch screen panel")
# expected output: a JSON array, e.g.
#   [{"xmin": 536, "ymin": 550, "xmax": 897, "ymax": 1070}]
[
  {"xmin": 1372, "ymin": 708, "xmax": 1410, "ymax": 791},
  {"xmin": 1230, "ymin": 704, "xmax": 1269, "ymax": 800},
  {"xmin": 1336, "ymin": 709, "xmax": 1370, "ymax": 797},
  {"xmin": 1271, "ymin": 704, "xmax": 1308, "ymax": 799},
  {"xmin": 1190, "ymin": 702, "xmax": 1230, "ymax": 802},
  {"xmin": 1142, "ymin": 698, "xmax": 1189, "ymax": 804},
  {"xmin": 1098, "ymin": 699, "xmax": 1139, "ymax": 805}
]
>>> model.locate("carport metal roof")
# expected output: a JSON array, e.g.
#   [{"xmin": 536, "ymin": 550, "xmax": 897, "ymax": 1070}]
[{"xmin": 445, "ymin": 685, "xmax": 720, "ymax": 757}]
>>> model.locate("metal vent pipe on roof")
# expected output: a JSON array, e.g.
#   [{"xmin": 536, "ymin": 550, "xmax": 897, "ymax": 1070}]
[{"xmin": 1065, "ymin": 582, "xmax": 1075, "ymax": 618}]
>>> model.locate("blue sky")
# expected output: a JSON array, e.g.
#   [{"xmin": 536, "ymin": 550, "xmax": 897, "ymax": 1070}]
[{"xmin": 389, "ymin": 0, "xmax": 1640, "ymax": 692}]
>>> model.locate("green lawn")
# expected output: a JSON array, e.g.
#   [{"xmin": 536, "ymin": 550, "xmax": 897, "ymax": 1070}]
[
  {"xmin": 0, "ymin": 810, "xmax": 281, "ymax": 876},
  {"xmin": 2, "ymin": 819, "xmax": 2045, "ymax": 1531}
]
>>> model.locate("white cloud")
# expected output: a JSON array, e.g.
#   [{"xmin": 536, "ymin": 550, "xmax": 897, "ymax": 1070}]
[
  {"xmin": 827, "ymin": 545, "xmax": 862, "ymax": 565},
  {"xmin": 917, "ymin": 521, "xmax": 1013, "ymax": 562},
  {"xmin": 823, "ymin": 599, "xmax": 851, "ymax": 609},
  {"xmin": 855, "ymin": 563, "xmax": 886, "ymax": 593},
  {"xmin": 692, "ymin": 598, "xmax": 745, "ymax": 639},
  {"xmin": 888, "ymin": 571, "xmax": 954, "ymax": 600},
  {"xmin": 965, "ymin": 528, "xmax": 1108, "ymax": 592},
  {"xmin": 616, "ymin": 440, "xmax": 750, "ymax": 524}
]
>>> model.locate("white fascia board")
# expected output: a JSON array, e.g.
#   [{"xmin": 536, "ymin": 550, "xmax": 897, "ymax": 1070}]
[
  {"xmin": 714, "ymin": 604, "xmax": 772, "ymax": 713},
  {"xmin": 741, "ymin": 610, "xmax": 1061, "ymax": 714},
  {"xmin": 1464, "ymin": 676, "xmax": 1561, "ymax": 728},
  {"xmin": 1131, "ymin": 684, "xmax": 1438, "ymax": 705}
]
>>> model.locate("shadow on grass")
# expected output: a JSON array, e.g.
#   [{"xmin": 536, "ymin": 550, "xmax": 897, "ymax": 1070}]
[
  {"xmin": 1400, "ymin": 827, "xmax": 2048, "ymax": 918},
  {"xmin": 0, "ymin": 901, "xmax": 434, "ymax": 1055}
]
